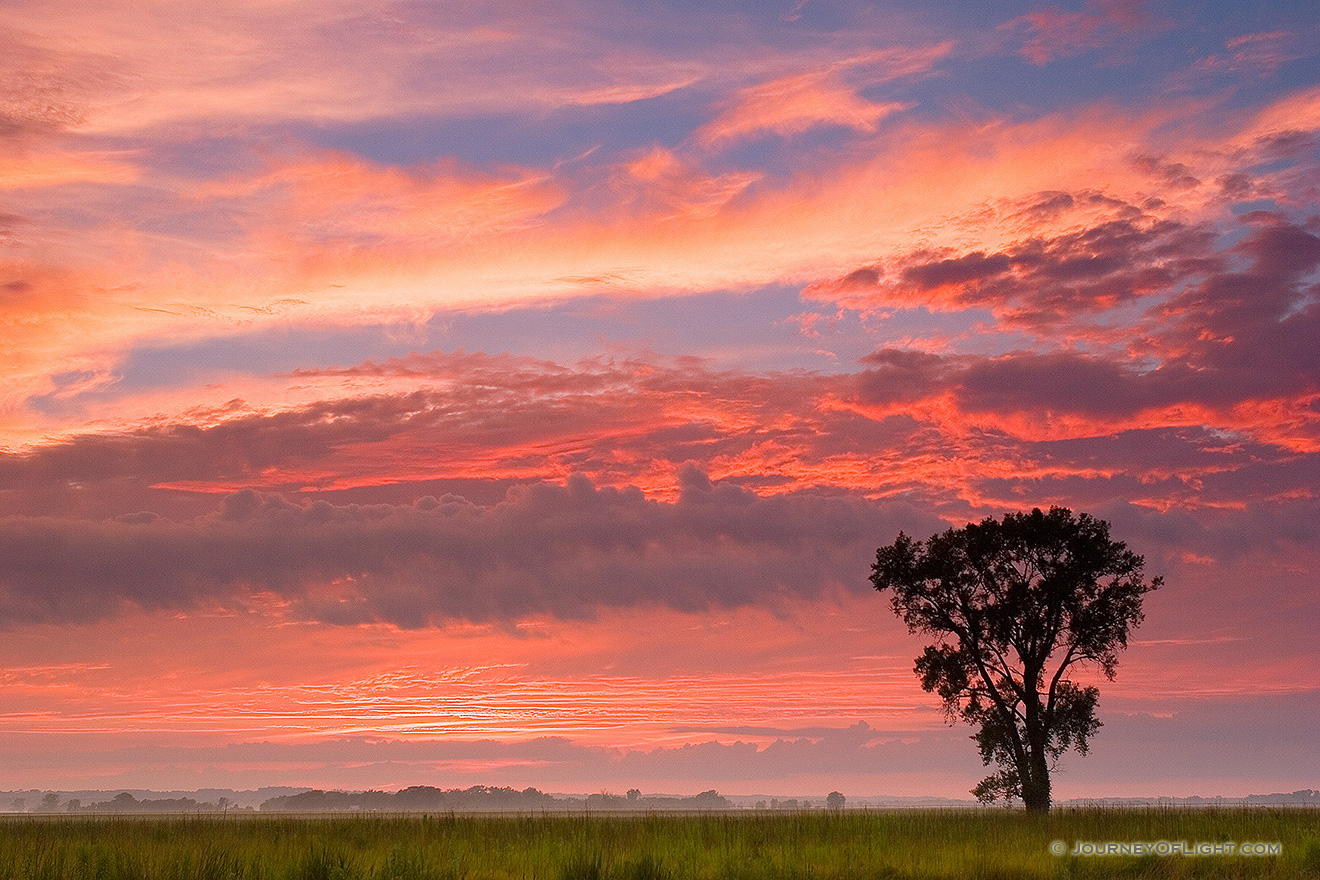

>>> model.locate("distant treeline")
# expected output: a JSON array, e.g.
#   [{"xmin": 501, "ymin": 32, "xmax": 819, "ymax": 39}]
[
  {"xmin": 6, "ymin": 787, "xmax": 1317, "ymax": 813},
  {"xmin": 259, "ymin": 785, "xmax": 731, "ymax": 812},
  {"xmin": 1067, "ymin": 790, "xmax": 1320, "ymax": 807},
  {"xmin": 9, "ymin": 792, "xmax": 253, "ymax": 814}
]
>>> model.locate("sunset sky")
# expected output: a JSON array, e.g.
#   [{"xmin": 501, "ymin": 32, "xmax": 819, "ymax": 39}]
[{"xmin": 1, "ymin": 0, "xmax": 1318, "ymax": 800}]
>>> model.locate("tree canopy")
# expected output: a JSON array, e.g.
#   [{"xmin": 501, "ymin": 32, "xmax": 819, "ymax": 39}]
[{"xmin": 870, "ymin": 507, "xmax": 1160, "ymax": 812}]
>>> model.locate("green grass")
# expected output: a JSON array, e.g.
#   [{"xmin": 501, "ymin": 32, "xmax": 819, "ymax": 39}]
[{"xmin": 0, "ymin": 808, "xmax": 1315, "ymax": 879}]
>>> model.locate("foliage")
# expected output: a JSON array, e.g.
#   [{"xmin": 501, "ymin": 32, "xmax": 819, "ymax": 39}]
[{"xmin": 871, "ymin": 507, "xmax": 1160, "ymax": 812}]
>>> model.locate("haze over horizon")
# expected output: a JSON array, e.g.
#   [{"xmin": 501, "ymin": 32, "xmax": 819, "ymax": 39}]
[{"xmin": 1, "ymin": 0, "xmax": 1317, "ymax": 800}]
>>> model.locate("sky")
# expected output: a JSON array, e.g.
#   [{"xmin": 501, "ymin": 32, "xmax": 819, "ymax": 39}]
[{"xmin": 0, "ymin": 0, "xmax": 1317, "ymax": 800}]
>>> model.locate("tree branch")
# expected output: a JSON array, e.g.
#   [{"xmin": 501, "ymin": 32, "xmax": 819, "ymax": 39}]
[{"xmin": 1045, "ymin": 643, "xmax": 1079, "ymax": 723}]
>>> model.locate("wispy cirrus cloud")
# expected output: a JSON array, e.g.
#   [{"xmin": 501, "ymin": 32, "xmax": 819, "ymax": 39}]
[
  {"xmin": 1192, "ymin": 30, "xmax": 1316, "ymax": 79},
  {"xmin": 695, "ymin": 44, "xmax": 949, "ymax": 146},
  {"xmin": 0, "ymin": 0, "xmax": 716, "ymax": 136},
  {"xmin": 1002, "ymin": 0, "xmax": 1172, "ymax": 65},
  {"xmin": 9, "ymin": 83, "xmax": 1303, "ymax": 433}
]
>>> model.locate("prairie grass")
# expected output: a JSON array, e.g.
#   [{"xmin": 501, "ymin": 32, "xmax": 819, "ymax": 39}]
[{"xmin": 0, "ymin": 808, "xmax": 1315, "ymax": 879}]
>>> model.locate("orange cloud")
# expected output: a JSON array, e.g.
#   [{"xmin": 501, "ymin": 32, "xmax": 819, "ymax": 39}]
[
  {"xmin": 0, "ymin": 151, "xmax": 139, "ymax": 189},
  {"xmin": 697, "ymin": 70, "xmax": 910, "ymax": 146},
  {"xmin": 1236, "ymin": 85, "xmax": 1320, "ymax": 143},
  {"xmin": 194, "ymin": 151, "xmax": 564, "ymax": 247},
  {"xmin": 2, "ymin": 0, "xmax": 878, "ymax": 140},
  {"xmin": 2, "ymin": 84, "xmax": 1317, "ymax": 456},
  {"xmin": 616, "ymin": 147, "xmax": 763, "ymax": 220},
  {"xmin": 0, "ymin": 596, "xmax": 942, "ymax": 746},
  {"xmin": 696, "ymin": 44, "xmax": 948, "ymax": 147}
]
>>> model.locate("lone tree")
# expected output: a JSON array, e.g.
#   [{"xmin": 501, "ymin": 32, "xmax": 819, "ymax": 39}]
[{"xmin": 870, "ymin": 507, "xmax": 1159, "ymax": 813}]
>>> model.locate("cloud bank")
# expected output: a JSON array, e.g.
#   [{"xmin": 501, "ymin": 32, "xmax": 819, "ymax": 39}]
[{"xmin": 0, "ymin": 473, "xmax": 943, "ymax": 628}]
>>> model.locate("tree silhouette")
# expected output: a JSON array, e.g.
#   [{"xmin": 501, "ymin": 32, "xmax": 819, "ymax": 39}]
[{"xmin": 870, "ymin": 507, "xmax": 1159, "ymax": 812}]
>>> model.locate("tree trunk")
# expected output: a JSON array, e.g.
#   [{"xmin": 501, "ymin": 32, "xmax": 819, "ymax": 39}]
[
  {"xmin": 1021, "ymin": 680, "xmax": 1051, "ymax": 813},
  {"xmin": 1022, "ymin": 780, "xmax": 1050, "ymax": 813},
  {"xmin": 1022, "ymin": 751, "xmax": 1052, "ymax": 813}
]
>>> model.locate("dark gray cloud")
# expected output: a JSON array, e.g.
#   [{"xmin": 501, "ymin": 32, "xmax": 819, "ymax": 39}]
[
  {"xmin": 855, "ymin": 348, "xmax": 949, "ymax": 406},
  {"xmin": 815, "ymin": 202, "xmax": 1320, "ymax": 384},
  {"xmin": 816, "ymin": 204, "xmax": 1222, "ymax": 328},
  {"xmin": 0, "ymin": 473, "xmax": 944, "ymax": 628},
  {"xmin": 854, "ymin": 346, "xmax": 1267, "ymax": 419},
  {"xmin": 969, "ymin": 430, "xmax": 1320, "ymax": 511},
  {"xmin": 850, "ymin": 218, "xmax": 1320, "ymax": 420},
  {"xmin": 1095, "ymin": 496, "xmax": 1320, "ymax": 565}
]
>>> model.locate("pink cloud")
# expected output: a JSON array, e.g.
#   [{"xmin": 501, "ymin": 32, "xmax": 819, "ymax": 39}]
[
  {"xmin": 696, "ymin": 45, "xmax": 948, "ymax": 146},
  {"xmin": 5, "ymin": 83, "xmax": 1313, "ymax": 432},
  {"xmin": 613, "ymin": 147, "xmax": 764, "ymax": 220},
  {"xmin": 0, "ymin": 150, "xmax": 139, "ymax": 190},
  {"xmin": 0, "ymin": 589, "xmax": 1311, "ymax": 794},
  {"xmin": 698, "ymin": 71, "xmax": 909, "ymax": 146},
  {"xmin": 1004, "ymin": 0, "xmax": 1170, "ymax": 65},
  {"xmin": 1193, "ymin": 30, "xmax": 1313, "ymax": 78},
  {"xmin": 0, "ymin": 1, "xmax": 714, "ymax": 136},
  {"xmin": 193, "ymin": 151, "xmax": 564, "ymax": 249}
]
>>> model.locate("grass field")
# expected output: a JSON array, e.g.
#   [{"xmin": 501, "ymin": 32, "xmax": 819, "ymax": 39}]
[{"xmin": 0, "ymin": 808, "xmax": 1316, "ymax": 879}]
